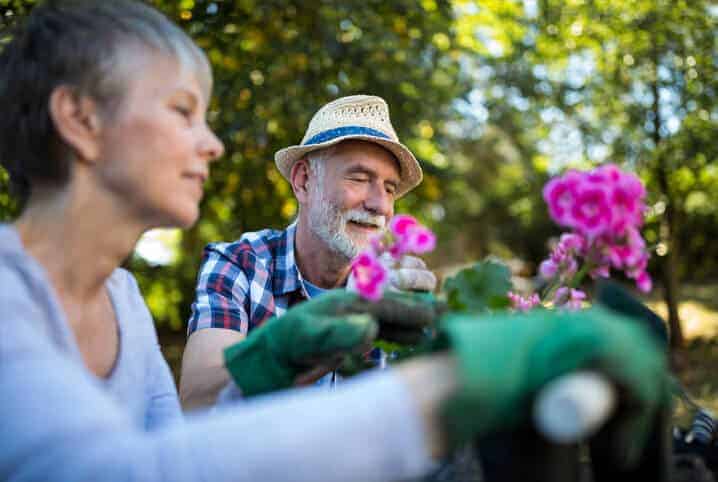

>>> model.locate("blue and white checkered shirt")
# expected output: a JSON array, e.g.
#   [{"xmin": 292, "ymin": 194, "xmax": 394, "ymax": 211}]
[
  {"xmin": 188, "ymin": 222, "xmax": 388, "ymax": 390},
  {"xmin": 187, "ymin": 222, "xmax": 309, "ymax": 336}
]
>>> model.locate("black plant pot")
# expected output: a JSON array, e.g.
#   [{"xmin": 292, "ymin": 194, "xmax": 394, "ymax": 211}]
[{"xmin": 476, "ymin": 408, "xmax": 672, "ymax": 482}]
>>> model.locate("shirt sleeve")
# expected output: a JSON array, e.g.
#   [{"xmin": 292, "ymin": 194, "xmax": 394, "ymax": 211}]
[
  {"xmin": 1, "ymin": 318, "xmax": 434, "ymax": 482},
  {"xmin": 187, "ymin": 245, "xmax": 251, "ymax": 335}
]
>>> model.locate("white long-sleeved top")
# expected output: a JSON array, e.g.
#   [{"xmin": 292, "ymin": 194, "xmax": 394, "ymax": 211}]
[{"xmin": 0, "ymin": 225, "xmax": 433, "ymax": 482}]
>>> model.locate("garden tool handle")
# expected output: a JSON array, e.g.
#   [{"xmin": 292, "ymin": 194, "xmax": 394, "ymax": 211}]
[{"xmin": 534, "ymin": 371, "xmax": 617, "ymax": 444}]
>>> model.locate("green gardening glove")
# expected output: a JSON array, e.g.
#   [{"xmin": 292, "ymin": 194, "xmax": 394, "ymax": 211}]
[
  {"xmin": 224, "ymin": 289, "xmax": 443, "ymax": 397},
  {"xmin": 594, "ymin": 279, "xmax": 669, "ymax": 348},
  {"xmin": 353, "ymin": 290, "xmax": 445, "ymax": 345},
  {"xmin": 437, "ymin": 306, "xmax": 669, "ymax": 466}
]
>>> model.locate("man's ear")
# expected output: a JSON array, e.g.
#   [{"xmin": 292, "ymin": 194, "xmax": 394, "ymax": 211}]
[
  {"xmin": 49, "ymin": 85, "xmax": 103, "ymax": 164},
  {"xmin": 290, "ymin": 157, "xmax": 312, "ymax": 204}
]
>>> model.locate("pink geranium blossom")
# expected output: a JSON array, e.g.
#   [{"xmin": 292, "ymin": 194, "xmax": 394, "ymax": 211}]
[
  {"xmin": 570, "ymin": 184, "xmax": 613, "ymax": 239},
  {"xmin": 635, "ymin": 271, "xmax": 653, "ymax": 293},
  {"xmin": 538, "ymin": 164, "xmax": 652, "ymax": 294},
  {"xmin": 350, "ymin": 251, "xmax": 388, "ymax": 301},
  {"xmin": 351, "ymin": 214, "xmax": 436, "ymax": 301},
  {"xmin": 539, "ymin": 259, "xmax": 558, "ymax": 279},
  {"xmin": 405, "ymin": 226, "xmax": 436, "ymax": 254},
  {"xmin": 554, "ymin": 287, "xmax": 587, "ymax": 311},
  {"xmin": 389, "ymin": 214, "xmax": 419, "ymax": 237},
  {"xmin": 508, "ymin": 292, "xmax": 541, "ymax": 312},
  {"xmin": 543, "ymin": 170, "xmax": 582, "ymax": 227}
]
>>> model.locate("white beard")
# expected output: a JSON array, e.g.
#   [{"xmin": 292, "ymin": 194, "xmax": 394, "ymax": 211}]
[{"xmin": 307, "ymin": 192, "xmax": 386, "ymax": 260}]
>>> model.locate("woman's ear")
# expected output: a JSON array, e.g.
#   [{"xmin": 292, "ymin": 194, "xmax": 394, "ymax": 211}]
[
  {"xmin": 290, "ymin": 157, "xmax": 312, "ymax": 204},
  {"xmin": 49, "ymin": 85, "xmax": 103, "ymax": 163}
]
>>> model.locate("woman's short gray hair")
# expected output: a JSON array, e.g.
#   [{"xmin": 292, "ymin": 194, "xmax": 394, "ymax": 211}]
[{"xmin": 0, "ymin": 0, "xmax": 212, "ymax": 203}]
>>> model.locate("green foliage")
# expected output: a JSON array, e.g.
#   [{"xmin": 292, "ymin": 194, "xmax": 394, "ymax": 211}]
[
  {"xmin": 0, "ymin": 0, "xmax": 470, "ymax": 330},
  {"xmin": 443, "ymin": 259, "xmax": 512, "ymax": 313},
  {"xmin": 3, "ymin": 0, "xmax": 718, "ymax": 338}
]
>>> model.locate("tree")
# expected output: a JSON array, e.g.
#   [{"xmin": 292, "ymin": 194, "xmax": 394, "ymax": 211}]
[
  {"xmin": 0, "ymin": 0, "xmax": 469, "ymax": 330},
  {"xmin": 449, "ymin": 0, "xmax": 718, "ymax": 348}
]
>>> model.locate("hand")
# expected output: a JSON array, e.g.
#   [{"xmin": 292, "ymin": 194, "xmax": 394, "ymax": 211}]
[
  {"xmin": 224, "ymin": 290, "xmax": 444, "ymax": 397},
  {"xmin": 352, "ymin": 290, "xmax": 445, "ymax": 345},
  {"xmin": 387, "ymin": 255, "xmax": 437, "ymax": 292},
  {"xmin": 437, "ymin": 307, "xmax": 669, "ymax": 467}
]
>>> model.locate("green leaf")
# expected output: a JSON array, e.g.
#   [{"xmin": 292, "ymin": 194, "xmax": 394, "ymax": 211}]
[{"xmin": 443, "ymin": 259, "xmax": 512, "ymax": 313}]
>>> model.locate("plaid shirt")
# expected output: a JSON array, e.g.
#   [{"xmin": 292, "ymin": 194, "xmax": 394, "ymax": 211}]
[{"xmin": 187, "ymin": 222, "xmax": 309, "ymax": 336}]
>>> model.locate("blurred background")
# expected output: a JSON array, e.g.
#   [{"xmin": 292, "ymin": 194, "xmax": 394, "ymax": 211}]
[{"xmin": 2, "ymin": 0, "xmax": 717, "ymax": 410}]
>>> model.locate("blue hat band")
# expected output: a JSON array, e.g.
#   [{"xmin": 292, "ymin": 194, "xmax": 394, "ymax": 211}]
[{"xmin": 303, "ymin": 126, "xmax": 392, "ymax": 146}]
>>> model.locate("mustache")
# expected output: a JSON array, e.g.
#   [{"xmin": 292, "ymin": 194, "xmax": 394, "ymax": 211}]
[{"xmin": 343, "ymin": 210, "xmax": 386, "ymax": 229}]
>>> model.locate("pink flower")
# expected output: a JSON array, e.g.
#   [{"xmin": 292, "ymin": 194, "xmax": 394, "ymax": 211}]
[
  {"xmin": 543, "ymin": 171, "xmax": 582, "ymax": 227},
  {"xmin": 558, "ymin": 233, "xmax": 587, "ymax": 254},
  {"xmin": 508, "ymin": 291, "xmax": 542, "ymax": 312},
  {"xmin": 351, "ymin": 251, "xmax": 389, "ymax": 301},
  {"xmin": 609, "ymin": 228, "xmax": 647, "ymax": 270},
  {"xmin": 560, "ymin": 256, "xmax": 578, "ymax": 281},
  {"xmin": 405, "ymin": 226, "xmax": 436, "ymax": 254},
  {"xmin": 590, "ymin": 264, "xmax": 611, "ymax": 279},
  {"xmin": 594, "ymin": 163, "xmax": 622, "ymax": 183},
  {"xmin": 635, "ymin": 271, "xmax": 653, "ymax": 293},
  {"xmin": 541, "ymin": 165, "xmax": 653, "ymax": 299},
  {"xmin": 539, "ymin": 233, "xmax": 586, "ymax": 282},
  {"xmin": 352, "ymin": 213, "xmax": 437, "ymax": 301},
  {"xmin": 389, "ymin": 215, "xmax": 419, "ymax": 238},
  {"xmin": 387, "ymin": 215, "xmax": 436, "ymax": 257},
  {"xmin": 570, "ymin": 183, "xmax": 612, "ymax": 239},
  {"xmin": 539, "ymin": 259, "xmax": 558, "ymax": 279},
  {"xmin": 610, "ymin": 173, "xmax": 646, "ymax": 235},
  {"xmin": 388, "ymin": 239, "xmax": 408, "ymax": 259},
  {"xmin": 554, "ymin": 287, "xmax": 586, "ymax": 310}
]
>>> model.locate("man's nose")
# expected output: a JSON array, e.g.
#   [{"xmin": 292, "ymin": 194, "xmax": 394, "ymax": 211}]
[{"xmin": 364, "ymin": 182, "xmax": 394, "ymax": 218}]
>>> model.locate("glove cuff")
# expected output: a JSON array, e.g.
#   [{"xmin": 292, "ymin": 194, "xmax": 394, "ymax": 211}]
[{"xmin": 224, "ymin": 332, "xmax": 295, "ymax": 397}]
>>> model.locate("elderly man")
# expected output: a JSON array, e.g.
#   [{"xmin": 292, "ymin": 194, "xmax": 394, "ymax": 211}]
[{"xmin": 180, "ymin": 95, "xmax": 437, "ymax": 408}]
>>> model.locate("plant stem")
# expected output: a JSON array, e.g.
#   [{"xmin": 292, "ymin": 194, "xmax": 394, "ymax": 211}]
[{"xmin": 569, "ymin": 262, "xmax": 593, "ymax": 289}]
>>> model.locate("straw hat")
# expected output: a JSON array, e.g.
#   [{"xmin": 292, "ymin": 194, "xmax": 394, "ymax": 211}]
[{"xmin": 274, "ymin": 95, "xmax": 422, "ymax": 198}]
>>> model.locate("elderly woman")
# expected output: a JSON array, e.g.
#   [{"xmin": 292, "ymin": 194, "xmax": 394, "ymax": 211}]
[{"xmin": 0, "ymin": 1, "xmax": 668, "ymax": 481}]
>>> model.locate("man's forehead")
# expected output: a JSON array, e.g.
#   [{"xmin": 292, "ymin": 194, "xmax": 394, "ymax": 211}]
[{"xmin": 329, "ymin": 141, "xmax": 401, "ymax": 178}]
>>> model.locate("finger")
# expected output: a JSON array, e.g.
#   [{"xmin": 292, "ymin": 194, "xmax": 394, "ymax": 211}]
[
  {"xmin": 292, "ymin": 314, "xmax": 378, "ymax": 362},
  {"xmin": 368, "ymin": 295, "xmax": 437, "ymax": 327},
  {"xmin": 399, "ymin": 255, "xmax": 427, "ymax": 269},
  {"xmin": 390, "ymin": 268, "xmax": 437, "ymax": 292},
  {"xmin": 301, "ymin": 339, "xmax": 375, "ymax": 365}
]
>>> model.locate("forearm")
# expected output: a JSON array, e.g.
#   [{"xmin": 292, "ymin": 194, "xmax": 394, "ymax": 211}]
[
  {"xmin": 394, "ymin": 353, "xmax": 458, "ymax": 459},
  {"xmin": 179, "ymin": 328, "xmax": 244, "ymax": 410},
  {"xmin": 180, "ymin": 365, "xmax": 232, "ymax": 410},
  {"xmin": 3, "ymin": 355, "xmax": 435, "ymax": 482}
]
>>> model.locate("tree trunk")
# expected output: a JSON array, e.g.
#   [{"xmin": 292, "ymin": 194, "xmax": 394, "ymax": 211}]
[
  {"xmin": 651, "ymin": 51, "xmax": 684, "ymax": 349},
  {"xmin": 661, "ymin": 205, "xmax": 684, "ymax": 349}
]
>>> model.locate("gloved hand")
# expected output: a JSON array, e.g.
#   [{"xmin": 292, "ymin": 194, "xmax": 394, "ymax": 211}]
[
  {"xmin": 224, "ymin": 289, "xmax": 443, "ymax": 396},
  {"xmin": 387, "ymin": 255, "xmax": 437, "ymax": 292},
  {"xmin": 437, "ymin": 306, "xmax": 669, "ymax": 466},
  {"xmin": 594, "ymin": 279, "xmax": 669, "ymax": 348}
]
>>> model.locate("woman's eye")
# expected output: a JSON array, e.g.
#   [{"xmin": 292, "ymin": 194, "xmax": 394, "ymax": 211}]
[{"xmin": 174, "ymin": 106, "xmax": 192, "ymax": 118}]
